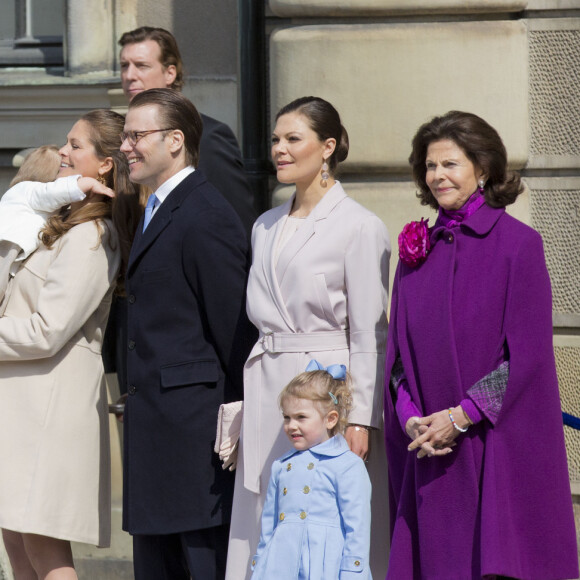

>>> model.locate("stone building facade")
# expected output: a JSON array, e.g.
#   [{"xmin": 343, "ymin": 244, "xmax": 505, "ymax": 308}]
[{"xmin": 0, "ymin": 0, "xmax": 578, "ymax": 576}]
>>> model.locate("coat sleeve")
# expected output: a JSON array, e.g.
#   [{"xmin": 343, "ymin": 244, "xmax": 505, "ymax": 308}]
[
  {"xmin": 251, "ymin": 461, "xmax": 280, "ymax": 572},
  {"xmin": 344, "ymin": 214, "xmax": 390, "ymax": 427},
  {"xmin": 182, "ymin": 201, "xmax": 255, "ymax": 399},
  {"xmin": 0, "ymin": 221, "xmax": 118, "ymax": 359},
  {"xmin": 336, "ymin": 456, "xmax": 372, "ymax": 579}
]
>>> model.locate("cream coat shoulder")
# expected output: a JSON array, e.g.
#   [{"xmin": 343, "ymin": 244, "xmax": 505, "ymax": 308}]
[{"xmin": 0, "ymin": 219, "xmax": 120, "ymax": 547}]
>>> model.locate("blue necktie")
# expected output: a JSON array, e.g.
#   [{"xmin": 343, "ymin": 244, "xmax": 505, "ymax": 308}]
[{"xmin": 143, "ymin": 194, "xmax": 157, "ymax": 232}]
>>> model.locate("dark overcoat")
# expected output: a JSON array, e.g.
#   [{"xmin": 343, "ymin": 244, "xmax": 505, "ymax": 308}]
[
  {"xmin": 199, "ymin": 114, "xmax": 256, "ymax": 239},
  {"xmin": 122, "ymin": 169, "xmax": 254, "ymax": 535}
]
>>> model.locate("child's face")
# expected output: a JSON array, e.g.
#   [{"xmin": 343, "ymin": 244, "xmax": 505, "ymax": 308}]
[{"xmin": 282, "ymin": 396, "xmax": 338, "ymax": 451}]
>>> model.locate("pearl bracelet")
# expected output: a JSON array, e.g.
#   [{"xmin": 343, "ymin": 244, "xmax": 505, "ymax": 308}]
[{"xmin": 448, "ymin": 408, "xmax": 468, "ymax": 433}]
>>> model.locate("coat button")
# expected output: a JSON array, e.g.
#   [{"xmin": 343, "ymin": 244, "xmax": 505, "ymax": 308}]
[
  {"xmin": 252, "ymin": 560, "xmax": 256, "ymax": 566},
  {"xmin": 279, "ymin": 513, "xmax": 285, "ymax": 521},
  {"xmin": 303, "ymin": 486, "xmax": 310, "ymax": 494},
  {"xmin": 283, "ymin": 487, "xmax": 287, "ymax": 496},
  {"xmin": 307, "ymin": 462, "xmax": 314, "ymax": 470},
  {"xmin": 128, "ymin": 385, "xmax": 137, "ymax": 395},
  {"xmin": 447, "ymin": 233, "xmax": 454, "ymax": 243},
  {"xmin": 128, "ymin": 294, "xmax": 136, "ymax": 304},
  {"xmin": 300, "ymin": 511, "xmax": 307, "ymax": 519},
  {"xmin": 286, "ymin": 463, "xmax": 292, "ymax": 471},
  {"xmin": 128, "ymin": 340, "xmax": 136, "ymax": 350},
  {"xmin": 355, "ymin": 560, "xmax": 361, "ymax": 567}
]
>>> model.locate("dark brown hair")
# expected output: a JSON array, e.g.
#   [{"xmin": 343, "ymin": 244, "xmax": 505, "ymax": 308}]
[
  {"xmin": 41, "ymin": 110, "xmax": 139, "ymax": 291},
  {"xmin": 276, "ymin": 96, "xmax": 349, "ymax": 172},
  {"xmin": 129, "ymin": 88, "xmax": 202, "ymax": 167},
  {"xmin": 119, "ymin": 26, "xmax": 183, "ymax": 91},
  {"xmin": 409, "ymin": 110, "xmax": 523, "ymax": 210}
]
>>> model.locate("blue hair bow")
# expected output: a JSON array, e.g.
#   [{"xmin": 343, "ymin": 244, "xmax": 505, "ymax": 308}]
[{"xmin": 305, "ymin": 359, "xmax": 346, "ymax": 381}]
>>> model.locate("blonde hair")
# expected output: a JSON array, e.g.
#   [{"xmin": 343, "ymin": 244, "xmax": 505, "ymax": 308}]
[
  {"xmin": 10, "ymin": 145, "xmax": 60, "ymax": 187},
  {"xmin": 279, "ymin": 370, "xmax": 353, "ymax": 436}
]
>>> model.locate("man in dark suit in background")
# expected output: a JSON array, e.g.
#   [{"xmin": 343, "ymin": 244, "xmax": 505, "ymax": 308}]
[
  {"xmin": 105, "ymin": 26, "xmax": 256, "ymax": 394},
  {"xmin": 118, "ymin": 26, "xmax": 257, "ymax": 236},
  {"xmin": 120, "ymin": 88, "xmax": 252, "ymax": 579}
]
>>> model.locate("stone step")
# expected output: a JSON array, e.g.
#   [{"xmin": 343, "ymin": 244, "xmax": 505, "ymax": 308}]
[{"xmin": 72, "ymin": 505, "xmax": 133, "ymax": 580}]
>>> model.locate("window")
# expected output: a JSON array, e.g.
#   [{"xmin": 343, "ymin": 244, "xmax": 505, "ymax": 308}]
[{"xmin": 0, "ymin": 0, "xmax": 64, "ymax": 66}]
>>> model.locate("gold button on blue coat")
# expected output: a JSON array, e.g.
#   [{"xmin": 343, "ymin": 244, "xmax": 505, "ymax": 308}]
[
  {"xmin": 287, "ymin": 463, "xmax": 292, "ymax": 471},
  {"xmin": 283, "ymin": 487, "xmax": 287, "ymax": 495},
  {"xmin": 300, "ymin": 511, "xmax": 307, "ymax": 519},
  {"xmin": 355, "ymin": 560, "xmax": 361, "ymax": 566},
  {"xmin": 307, "ymin": 462, "xmax": 314, "ymax": 470},
  {"xmin": 280, "ymin": 512, "xmax": 285, "ymax": 521},
  {"xmin": 303, "ymin": 486, "xmax": 310, "ymax": 494}
]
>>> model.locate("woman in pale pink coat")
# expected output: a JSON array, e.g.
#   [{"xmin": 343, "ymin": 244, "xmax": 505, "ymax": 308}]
[{"xmin": 226, "ymin": 96, "xmax": 391, "ymax": 580}]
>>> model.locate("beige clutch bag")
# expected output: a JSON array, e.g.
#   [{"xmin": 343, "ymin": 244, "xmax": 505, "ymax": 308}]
[{"xmin": 214, "ymin": 401, "xmax": 243, "ymax": 471}]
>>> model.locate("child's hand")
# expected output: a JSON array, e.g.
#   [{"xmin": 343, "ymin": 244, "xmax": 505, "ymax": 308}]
[{"xmin": 77, "ymin": 177, "xmax": 115, "ymax": 199}]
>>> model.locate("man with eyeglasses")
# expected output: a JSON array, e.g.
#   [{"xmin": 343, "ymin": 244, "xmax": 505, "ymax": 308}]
[
  {"xmin": 118, "ymin": 26, "xmax": 256, "ymax": 236},
  {"xmin": 119, "ymin": 88, "xmax": 253, "ymax": 580},
  {"xmin": 104, "ymin": 26, "xmax": 257, "ymax": 406}
]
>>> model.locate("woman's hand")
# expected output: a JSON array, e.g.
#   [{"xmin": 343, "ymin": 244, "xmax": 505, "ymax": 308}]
[
  {"xmin": 77, "ymin": 177, "xmax": 115, "ymax": 199},
  {"xmin": 407, "ymin": 406, "xmax": 469, "ymax": 458},
  {"xmin": 345, "ymin": 425, "xmax": 370, "ymax": 461}
]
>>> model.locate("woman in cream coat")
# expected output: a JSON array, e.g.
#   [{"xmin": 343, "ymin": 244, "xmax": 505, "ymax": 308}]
[
  {"xmin": 0, "ymin": 110, "xmax": 136, "ymax": 580},
  {"xmin": 226, "ymin": 97, "xmax": 391, "ymax": 580}
]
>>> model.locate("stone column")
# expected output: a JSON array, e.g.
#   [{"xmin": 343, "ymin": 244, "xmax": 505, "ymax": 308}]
[{"xmin": 65, "ymin": 0, "xmax": 115, "ymax": 75}]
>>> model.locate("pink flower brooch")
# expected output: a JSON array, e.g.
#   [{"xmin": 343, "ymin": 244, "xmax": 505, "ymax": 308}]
[{"xmin": 398, "ymin": 218, "xmax": 431, "ymax": 268}]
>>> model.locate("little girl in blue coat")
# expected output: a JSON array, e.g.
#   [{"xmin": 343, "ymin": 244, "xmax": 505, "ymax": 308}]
[{"xmin": 250, "ymin": 360, "xmax": 372, "ymax": 580}]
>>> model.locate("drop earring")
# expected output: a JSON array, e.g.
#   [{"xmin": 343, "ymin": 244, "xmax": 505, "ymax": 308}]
[
  {"xmin": 97, "ymin": 174, "xmax": 107, "ymax": 185},
  {"xmin": 320, "ymin": 160, "xmax": 329, "ymax": 188},
  {"xmin": 478, "ymin": 178, "xmax": 485, "ymax": 193}
]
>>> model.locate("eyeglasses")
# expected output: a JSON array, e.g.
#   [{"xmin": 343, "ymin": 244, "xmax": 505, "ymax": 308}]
[{"xmin": 120, "ymin": 128, "xmax": 175, "ymax": 146}]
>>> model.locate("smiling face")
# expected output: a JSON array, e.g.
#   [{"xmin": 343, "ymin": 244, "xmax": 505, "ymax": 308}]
[
  {"xmin": 120, "ymin": 104, "xmax": 184, "ymax": 191},
  {"xmin": 271, "ymin": 112, "xmax": 335, "ymax": 192},
  {"xmin": 120, "ymin": 40, "xmax": 176, "ymax": 101},
  {"xmin": 282, "ymin": 396, "xmax": 338, "ymax": 451},
  {"xmin": 58, "ymin": 120, "xmax": 109, "ymax": 180},
  {"xmin": 425, "ymin": 139, "xmax": 484, "ymax": 211}
]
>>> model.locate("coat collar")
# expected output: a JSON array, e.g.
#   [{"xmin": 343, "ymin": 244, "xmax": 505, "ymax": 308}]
[
  {"xmin": 256, "ymin": 182, "xmax": 348, "ymax": 331},
  {"xmin": 274, "ymin": 182, "xmax": 348, "ymax": 285},
  {"xmin": 278, "ymin": 434, "xmax": 350, "ymax": 462},
  {"xmin": 431, "ymin": 203, "xmax": 505, "ymax": 245},
  {"xmin": 127, "ymin": 170, "xmax": 208, "ymax": 275}
]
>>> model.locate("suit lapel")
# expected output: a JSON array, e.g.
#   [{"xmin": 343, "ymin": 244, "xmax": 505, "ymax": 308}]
[
  {"xmin": 127, "ymin": 171, "xmax": 205, "ymax": 276},
  {"xmin": 275, "ymin": 183, "xmax": 348, "ymax": 286},
  {"xmin": 260, "ymin": 197, "xmax": 296, "ymax": 331}
]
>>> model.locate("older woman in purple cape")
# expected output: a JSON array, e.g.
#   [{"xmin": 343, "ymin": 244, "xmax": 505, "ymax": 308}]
[{"xmin": 384, "ymin": 111, "xmax": 578, "ymax": 580}]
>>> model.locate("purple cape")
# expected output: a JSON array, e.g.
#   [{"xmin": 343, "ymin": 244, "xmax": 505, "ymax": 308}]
[{"xmin": 384, "ymin": 204, "xmax": 578, "ymax": 580}]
